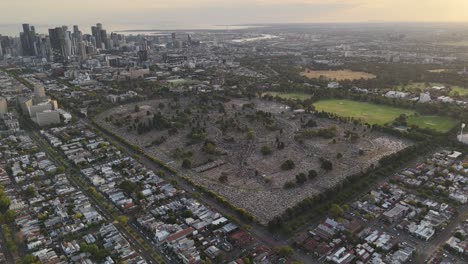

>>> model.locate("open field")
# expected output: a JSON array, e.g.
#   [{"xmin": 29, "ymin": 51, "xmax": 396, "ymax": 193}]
[
  {"xmin": 263, "ymin": 92, "xmax": 312, "ymax": 100},
  {"xmin": 97, "ymin": 97, "xmax": 410, "ymax": 224},
  {"xmin": 407, "ymin": 115, "xmax": 457, "ymax": 133},
  {"xmin": 427, "ymin": 69, "xmax": 449, "ymax": 73},
  {"xmin": 300, "ymin": 69, "xmax": 376, "ymax": 81},
  {"xmin": 313, "ymin": 99, "xmax": 415, "ymax": 125},
  {"xmin": 450, "ymin": 86, "xmax": 468, "ymax": 97},
  {"xmin": 440, "ymin": 41, "xmax": 468, "ymax": 47}
]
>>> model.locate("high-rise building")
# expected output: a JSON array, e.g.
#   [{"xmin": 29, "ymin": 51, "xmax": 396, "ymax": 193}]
[
  {"xmin": 91, "ymin": 23, "xmax": 108, "ymax": 49},
  {"xmin": 20, "ymin": 24, "xmax": 37, "ymax": 56},
  {"xmin": 77, "ymin": 42, "xmax": 87, "ymax": 60},
  {"xmin": 48, "ymin": 27, "xmax": 66, "ymax": 62}
]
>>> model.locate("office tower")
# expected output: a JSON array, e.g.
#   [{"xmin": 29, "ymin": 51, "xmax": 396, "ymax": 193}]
[
  {"xmin": 73, "ymin": 25, "xmax": 82, "ymax": 41},
  {"xmin": 48, "ymin": 27, "xmax": 66, "ymax": 62},
  {"xmin": 64, "ymin": 30, "xmax": 74, "ymax": 57},
  {"xmin": 20, "ymin": 23, "xmax": 36, "ymax": 56},
  {"xmin": 38, "ymin": 35, "xmax": 53, "ymax": 61},
  {"xmin": 171, "ymin": 32, "xmax": 176, "ymax": 45},
  {"xmin": 100, "ymin": 29, "xmax": 109, "ymax": 49},
  {"xmin": 91, "ymin": 23, "xmax": 108, "ymax": 49},
  {"xmin": 77, "ymin": 42, "xmax": 87, "ymax": 60},
  {"xmin": 91, "ymin": 26, "xmax": 102, "ymax": 49},
  {"xmin": 0, "ymin": 40, "xmax": 3, "ymax": 57}
]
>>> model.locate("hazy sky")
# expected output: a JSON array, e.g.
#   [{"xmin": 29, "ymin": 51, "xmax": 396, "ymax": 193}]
[{"xmin": 2, "ymin": 0, "xmax": 468, "ymax": 28}]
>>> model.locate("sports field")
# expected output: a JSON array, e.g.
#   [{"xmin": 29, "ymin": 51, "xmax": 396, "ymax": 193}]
[
  {"xmin": 407, "ymin": 115, "xmax": 457, "ymax": 133},
  {"xmin": 263, "ymin": 92, "xmax": 312, "ymax": 100},
  {"xmin": 313, "ymin": 99, "xmax": 415, "ymax": 125},
  {"xmin": 301, "ymin": 69, "xmax": 376, "ymax": 81}
]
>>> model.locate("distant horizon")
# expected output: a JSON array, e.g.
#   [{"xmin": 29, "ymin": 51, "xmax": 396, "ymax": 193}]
[
  {"xmin": 2, "ymin": 20, "xmax": 468, "ymax": 37},
  {"xmin": 2, "ymin": 0, "xmax": 468, "ymax": 37}
]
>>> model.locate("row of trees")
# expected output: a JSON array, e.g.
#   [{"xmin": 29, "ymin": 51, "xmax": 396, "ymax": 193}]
[{"xmin": 268, "ymin": 139, "xmax": 443, "ymax": 234}]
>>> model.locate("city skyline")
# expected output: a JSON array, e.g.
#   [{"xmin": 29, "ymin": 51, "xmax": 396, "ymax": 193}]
[{"xmin": 2, "ymin": 0, "xmax": 468, "ymax": 32}]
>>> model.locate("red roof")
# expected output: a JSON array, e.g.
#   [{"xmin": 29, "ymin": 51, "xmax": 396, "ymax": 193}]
[{"xmin": 166, "ymin": 227, "xmax": 194, "ymax": 242}]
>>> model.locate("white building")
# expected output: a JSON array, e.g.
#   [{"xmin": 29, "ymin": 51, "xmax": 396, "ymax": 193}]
[
  {"xmin": 385, "ymin": 91, "xmax": 409, "ymax": 98},
  {"xmin": 419, "ymin": 92, "xmax": 431, "ymax": 103},
  {"xmin": 328, "ymin": 82, "xmax": 340, "ymax": 89}
]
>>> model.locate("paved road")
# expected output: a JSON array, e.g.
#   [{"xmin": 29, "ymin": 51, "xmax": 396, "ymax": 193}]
[
  {"xmin": 80, "ymin": 118, "xmax": 320, "ymax": 262},
  {"xmin": 418, "ymin": 204, "xmax": 468, "ymax": 263},
  {"xmin": 25, "ymin": 127, "xmax": 167, "ymax": 264}
]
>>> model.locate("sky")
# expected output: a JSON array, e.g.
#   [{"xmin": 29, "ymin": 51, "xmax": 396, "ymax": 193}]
[{"xmin": 1, "ymin": 0, "xmax": 468, "ymax": 34}]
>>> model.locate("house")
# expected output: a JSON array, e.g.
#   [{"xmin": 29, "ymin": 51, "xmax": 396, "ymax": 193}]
[
  {"xmin": 382, "ymin": 204, "xmax": 409, "ymax": 223},
  {"xmin": 419, "ymin": 92, "xmax": 431, "ymax": 103},
  {"xmin": 328, "ymin": 82, "xmax": 340, "ymax": 89}
]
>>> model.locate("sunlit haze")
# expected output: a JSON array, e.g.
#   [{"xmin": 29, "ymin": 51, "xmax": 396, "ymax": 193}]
[{"xmin": 2, "ymin": 0, "xmax": 468, "ymax": 28}]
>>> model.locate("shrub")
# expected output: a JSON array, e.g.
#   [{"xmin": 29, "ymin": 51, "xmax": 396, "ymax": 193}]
[{"xmin": 281, "ymin": 160, "xmax": 295, "ymax": 170}]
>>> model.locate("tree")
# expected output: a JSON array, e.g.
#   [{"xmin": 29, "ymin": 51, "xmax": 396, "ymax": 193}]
[
  {"xmin": 24, "ymin": 186, "xmax": 36, "ymax": 198},
  {"xmin": 308, "ymin": 170, "xmax": 318, "ymax": 179},
  {"xmin": 119, "ymin": 180, "xmax": 139, "ymax": 195},
  {"xmin": 134, "ymin": 105, "xmax": 140, "ymax": 112},
  {"xmin": 329, "ymin": 204, "xmax": 344, "ymax": 218},
  {"xmin": 281, "ymin": 160, "xmax": 295, "ymax": 170},
  {"xmin": 276, "ymin": 246, "xmax": 294, "ymax": 258},
  {"xmin": 21, "ymin": 254, "xmax": 40, "ymax": 264},
  {"xmin": 116, "ymin": 215, "xmax": 128, "ymax": 225},
  {"xmin": 319, "ymin": 157, "xmax": 333, "ymax": 171},
  {"xmin": 336, "ymin": 153, "xmax": 343, "ymax": 159},
  {"xmin": 283, "ymin": 181, "xmax": 296, "ymax": 189},
  {"xmin": 246, "ymin": 130, "xmax": 255, "ymax": 140},
  {"xmin": 219, "ymin": 174, "xmax": 228, "ymax": 183},
  {"xmin": 261, "ymin": 145, "xmax": 272, "ymax": 155},
  {"xmin": 181, "ymin": 210, "xmax": 193, "ymax": 218},
  {"xmin": 182, "ymin": 159, "xmax": 192, "ymax": 169},
  {"xmin": 295, "ymin": 173, "xmax": 307, "ymax": 185},
  {"xmin": 1, "ymin": 209, "xmax": 16, "ymax": 224},
  {"xmin": 0, "ymin": 196, "xmax": 11, "ymax": 213},
  {"xmin": 203, "ymin": 142, "xmax": 216, "ymax": 155}
]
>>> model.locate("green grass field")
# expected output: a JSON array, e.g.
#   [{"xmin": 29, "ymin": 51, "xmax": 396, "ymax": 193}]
[
  {"xmin": 264, "ymin": 92, "xmax": 312, "ymax": 100},
  {"xmin": 450, "ymin": 86, "xmax": 468, "ymax": 97},
  {"xmin": 313, "ymin": 99, "xmax": 415, "ymax": 125},
  {"xmin": 407, "ymin": 115, "xmax": 457, "ymax": 133}
]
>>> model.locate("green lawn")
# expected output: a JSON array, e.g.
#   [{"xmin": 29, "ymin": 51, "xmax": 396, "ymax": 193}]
[
  {"xmin": 264, "ymin": 92, "xmax": 312, "ymax": 100},
  {"xmin": 450, "ymin": 86, "xmax": 468, "ymax": 97},
  {"xmin": 313, "ymin": 99, "xmax": 415, "ymax": 125},
  {"xmin": 407, "ymin": 115, "xmax": 457, "ymax": 133}
]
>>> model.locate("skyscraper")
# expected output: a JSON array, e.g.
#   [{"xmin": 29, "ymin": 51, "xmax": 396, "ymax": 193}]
[
  {"xmin": 91, "ymin": 23, "xmax": 108, "ymax": 49},
  {"xmin": 48, "ymin": 27, "xmax": 66, "ymax": 62},
  {"xmin": 20, "ymin": 24, "xmax": 36, "ymax": 56}
]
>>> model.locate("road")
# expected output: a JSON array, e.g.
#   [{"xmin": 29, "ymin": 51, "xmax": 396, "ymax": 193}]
[
  {"xmin": 418, "ymin": 204, "xmax": 468, "ymax": 262},
  {"xmin": 24, "ymin": 125, "xmax": 167, "ymax": 264},
  {"xmin": 80, "ymin": 118, "xmax": 319, "ymax": 263}
]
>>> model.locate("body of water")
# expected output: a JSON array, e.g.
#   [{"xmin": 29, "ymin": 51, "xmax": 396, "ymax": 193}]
[{"xmin": 0, "ymin": 23, "xmax": 258, "ymax": 37}]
